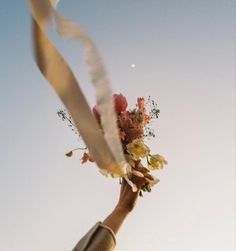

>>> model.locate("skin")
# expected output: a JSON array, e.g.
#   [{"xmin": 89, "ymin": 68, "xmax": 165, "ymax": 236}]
[{"xmin": 103, "ymin": 165, "xmax": 154, "ymax": 235}]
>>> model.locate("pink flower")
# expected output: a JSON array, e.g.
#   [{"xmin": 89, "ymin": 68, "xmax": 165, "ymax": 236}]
[
  {"xmin": 113, "ymin": 93, "xmax": 128, "ymax": 114},
  {"xmin": 137, "ymin": 97, "xmax": 145, "ymax": 111},
  {"xmin": 118, "ymin": 111, "xmax": 144, "ymax": 143},
  {"xmin": 92, "ymin": 93, "xmax": 128, "ymax": 121}
]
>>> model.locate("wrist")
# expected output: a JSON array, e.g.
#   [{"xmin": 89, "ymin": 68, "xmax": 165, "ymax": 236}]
[
  {"xmin": 114, "ymin": 205, "xmax": 131, "ymax": 216},
  {"xmin": 102, "ymin": 205, "xmax": 130, "ymax": 235}
]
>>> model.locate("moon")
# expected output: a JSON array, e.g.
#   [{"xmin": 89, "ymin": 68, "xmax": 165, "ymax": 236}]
[{"xmin": 131, "ymin": 64, "xmax": 136, "ymax": 68}]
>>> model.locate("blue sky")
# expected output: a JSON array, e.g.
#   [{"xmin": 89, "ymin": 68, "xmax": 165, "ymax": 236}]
[{"xmin": 0, "ymin": 1, "xmax": 235, "ymax": 251}]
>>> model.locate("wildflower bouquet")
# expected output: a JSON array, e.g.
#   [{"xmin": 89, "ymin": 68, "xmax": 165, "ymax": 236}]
[
  {"xmin": 58, "ymin": 93, "xmax": 167, "ymax": 195},
  {"xmin": 30, "ymin": 0, "xmax": 166, "ymax": 194}
]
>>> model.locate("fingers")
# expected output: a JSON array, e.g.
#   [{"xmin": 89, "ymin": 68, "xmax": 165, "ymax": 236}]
[
  {"xmin": 131, "ymin": 175, "xmax": 153, "ymax": 189},
  {"xmin": 133, "ymin": 164, "xmax": 150, "ymax": 174},
  {"xmin": 130, "ymin": 167, "xmax": 156, "ymax": 190},
  {"xmin": 132, "ymin": 170, "xmax": 144, "ymax": 178},
  {"xmin": 144, "ymin": 173, "xmax": 155, "ymax": 181},
  {"xmin": 125, "ymin": 159, "xmax": 157, "ymax": 190},
  {"xmin": 131, "ymin": 176, "xmax": 146, "ymax": 189},
  {"xmin": 131, "ymin": 167, "xmax": 154, "ymax": 181}
]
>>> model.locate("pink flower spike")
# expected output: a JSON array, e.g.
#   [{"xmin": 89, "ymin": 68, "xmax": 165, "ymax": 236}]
[
  {"xmin": 137, "ymin": 97, "xmax": 145, "ymax": 111},
  {"xmin": 113, "ymin": 93, "xmax": 128, "ymax": 114}
]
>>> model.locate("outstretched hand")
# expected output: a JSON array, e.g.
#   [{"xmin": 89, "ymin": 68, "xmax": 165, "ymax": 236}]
[
  {"xmin": 116, "ymin": 165, "xmax": 155, "ymax": 212},
  {"xmin": 103, "ymin": 164, "xmax": 155, "ymax": 234}
]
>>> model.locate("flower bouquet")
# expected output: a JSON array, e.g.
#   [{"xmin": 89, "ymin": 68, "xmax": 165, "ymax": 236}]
[
  {"xmin": 30, "ymin": 0, "xmax": 167, "ymax": 194},
  {"xmin": 58, "ymin": 93, "xmax": 167, "ymax": 195}
]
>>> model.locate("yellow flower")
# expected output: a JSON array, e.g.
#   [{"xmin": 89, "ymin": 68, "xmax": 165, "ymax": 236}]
[
  {"xmin": 148, "ymin": 154, "xmax": 167, "ymax": 170},
  {"xmin": 126, "ymin": 139, "xmax": 150, "ymax": 160}
]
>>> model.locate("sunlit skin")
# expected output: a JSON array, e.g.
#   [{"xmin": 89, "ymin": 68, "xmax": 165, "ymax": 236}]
[{"xmin": 103, "ymin": 165, "xmax": 154, "ymax": 235}]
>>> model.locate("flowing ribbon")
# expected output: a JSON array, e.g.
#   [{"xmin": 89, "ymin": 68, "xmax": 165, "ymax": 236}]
[{"xmin": 29, "ymin": 0, "xmax": 138, "ymax": 190}]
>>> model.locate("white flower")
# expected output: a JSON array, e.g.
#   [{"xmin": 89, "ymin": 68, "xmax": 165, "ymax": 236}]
[
  {"xmin": 148, "ymin": 154, "xmax": 167, "ymax": 170},
  {"xmin": 126, "ymin": 139, "xmax": 150, "ymax": 160}
]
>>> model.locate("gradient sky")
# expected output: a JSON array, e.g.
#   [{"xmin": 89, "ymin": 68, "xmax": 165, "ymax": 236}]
[{"xmin": 0, "ymin": 1, "xmax": 235, "ymax": 251}]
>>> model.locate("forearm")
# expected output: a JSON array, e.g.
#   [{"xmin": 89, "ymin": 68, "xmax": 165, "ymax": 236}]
[{"xmin": 103, "ymin": 206, "xmax": 130, "ymax": 235}]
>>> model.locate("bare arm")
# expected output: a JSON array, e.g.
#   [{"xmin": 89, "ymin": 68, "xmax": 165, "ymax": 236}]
[
  {"xmin": 72, "ymin": 166, "xmax": 154, "ymax": 251},
  {"xmin": 103, "ymin": 166, "xmax": 154, "ymax": 234}
]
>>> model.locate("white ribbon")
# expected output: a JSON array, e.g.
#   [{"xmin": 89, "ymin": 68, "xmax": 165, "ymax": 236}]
[{"xmin": 29, "ymin": 0, "xmax": 138, "ymax": 191}]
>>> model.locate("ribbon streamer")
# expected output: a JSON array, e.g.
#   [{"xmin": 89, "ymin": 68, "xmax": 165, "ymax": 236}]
[{"xmin": 29, "ymin": 0, "xmax": 138, "ymax": 191}]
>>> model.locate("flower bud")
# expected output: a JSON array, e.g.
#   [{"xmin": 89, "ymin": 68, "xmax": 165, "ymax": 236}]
[{"xmin": 113, "ymin": 93, "xmax": 128, "ymax": 114}]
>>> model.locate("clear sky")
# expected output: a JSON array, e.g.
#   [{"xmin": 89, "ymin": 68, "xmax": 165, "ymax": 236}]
[{"xmin": 0, "ymin": 0, "xmax": 235, "ymax": 251}]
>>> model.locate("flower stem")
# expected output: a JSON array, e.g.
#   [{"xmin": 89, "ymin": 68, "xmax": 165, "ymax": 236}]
[{"xmin": 71, "ymin": 147, "xmax": 87, "ymax": 152}]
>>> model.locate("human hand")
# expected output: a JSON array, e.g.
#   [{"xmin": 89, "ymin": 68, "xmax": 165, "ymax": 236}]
[
  {"xmin": 116, "ymin": 164, "xmax": 155, "ymax": 213},
  {"xmin": 103, "ymin": 163, "xmax": 155, "ymax": 234}
]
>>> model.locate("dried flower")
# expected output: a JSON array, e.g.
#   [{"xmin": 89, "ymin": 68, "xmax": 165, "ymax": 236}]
[
  {"xmin": 81, "ymin": 152, "xmax": 90, "ymax": 163},
  {"xmin": 148, "ymin": 154, "xmax": 167, "ymax": 170},
  {"xmin": 126, "ymin": 139, "xmax": 150, "ymax": 160},
  {"xmin": 65, "ymin": 151, "xmax": 73, "ymax": 157},
  {"xmin": 118, "ymin": 111, "xmax": 144, "ymax": 143},
  {"xmin": 137, "ymin": 97, "xmax": 145, "ymax": 111}
]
